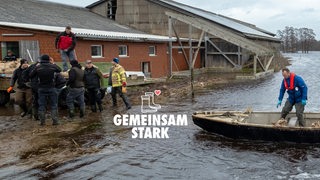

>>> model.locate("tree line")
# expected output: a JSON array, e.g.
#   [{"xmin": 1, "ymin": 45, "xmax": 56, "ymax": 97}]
[{"xmin": 277, "ymin": 26, "xmax": 320, "ymax": 53}]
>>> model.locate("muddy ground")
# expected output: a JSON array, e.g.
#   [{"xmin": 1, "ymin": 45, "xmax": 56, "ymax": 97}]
[{"xmin": 0, "ymin": 57, "xmax": 290, "ymax": 171}]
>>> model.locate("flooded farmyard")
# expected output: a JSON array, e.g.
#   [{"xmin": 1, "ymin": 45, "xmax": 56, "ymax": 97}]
[{"xmin": 1, "ymin": 52, "xmax": 320, "ymax": 179}]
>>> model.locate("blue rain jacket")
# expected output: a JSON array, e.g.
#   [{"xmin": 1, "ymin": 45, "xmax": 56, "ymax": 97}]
[{"xmin": 278, "ymin": 73, "xmax": 308, "ymax": 104}]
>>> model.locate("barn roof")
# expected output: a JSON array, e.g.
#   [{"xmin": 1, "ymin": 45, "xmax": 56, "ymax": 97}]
[{"xmin": 148, "ymin": 0, "xmax": 279, "ymax": 41}]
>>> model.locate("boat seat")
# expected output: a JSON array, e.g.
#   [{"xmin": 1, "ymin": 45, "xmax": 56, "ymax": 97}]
[{"xmin": 288, "ymin": 117, "xmax": 298, "ymax": 127}]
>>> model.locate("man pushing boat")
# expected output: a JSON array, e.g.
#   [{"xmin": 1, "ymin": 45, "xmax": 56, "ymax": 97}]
[{"xmin": 277, "ymin": 68, "xmax": 308, "ymax": 127}]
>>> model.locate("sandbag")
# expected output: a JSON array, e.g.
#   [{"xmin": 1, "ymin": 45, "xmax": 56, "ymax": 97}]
[{"xmin": 0, "ymin": 61, "xmax": 19, "ymax": 74}]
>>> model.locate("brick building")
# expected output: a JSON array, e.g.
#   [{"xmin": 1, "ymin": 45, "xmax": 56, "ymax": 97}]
[{"xmin": 0, "ymin": 0, "xmax": 200, "ymax": 78}]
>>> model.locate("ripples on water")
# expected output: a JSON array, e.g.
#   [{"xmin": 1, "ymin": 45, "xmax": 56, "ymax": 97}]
[{"xmin": 2, "ymin": 52, "xmax": 320, "ymax": 179}]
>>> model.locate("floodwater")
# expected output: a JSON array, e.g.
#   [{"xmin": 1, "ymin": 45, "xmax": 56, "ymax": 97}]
[{"xmin": 1, "ymin": 52, "xmax": 320, "ymax": 179}]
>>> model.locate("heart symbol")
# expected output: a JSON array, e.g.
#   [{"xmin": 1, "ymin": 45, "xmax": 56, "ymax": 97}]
[{"xmin": 154, "ymin": 90, "xmax": 161, "ymax": 96}]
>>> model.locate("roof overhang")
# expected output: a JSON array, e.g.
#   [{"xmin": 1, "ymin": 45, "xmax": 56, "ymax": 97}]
[
  {"xmin": 166, "ymin": 12, "xmax": 274, "ymax": 55},
  {"xmin": 0, "ymin": 22, "xmax": 174, "ymax": 42}
]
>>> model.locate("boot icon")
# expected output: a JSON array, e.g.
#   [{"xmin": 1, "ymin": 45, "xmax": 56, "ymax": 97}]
[
  {"xmin": 141, "ymin": 95, "xmax": 158, "ymax": 113},
  {"xmin": 145, "ymin": 92, "xmax": 161, "ymax": 110}
]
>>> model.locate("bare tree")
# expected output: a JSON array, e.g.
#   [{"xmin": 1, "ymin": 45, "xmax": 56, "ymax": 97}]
[{"xmin": 277, "ymin": 27, "xmax": 316, "ymax": 53}]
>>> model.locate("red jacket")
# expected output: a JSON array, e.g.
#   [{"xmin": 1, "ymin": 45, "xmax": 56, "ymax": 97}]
[{"xmin": 55, "ymin": 31, "xmax": 76, "ymax": 51}]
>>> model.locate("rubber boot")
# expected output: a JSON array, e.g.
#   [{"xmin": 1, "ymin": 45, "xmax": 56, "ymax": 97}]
[
  {"xmin": 39, "ymin": 111, "xmax": 46, "ymax": 126},
  {"xmin": 98, "ymin": 104, "xmax": 103, "ymax": 112},
  {"xmin": 91, "ymin": 105, "xmax": 97, "ymax": 112},
  {"xmin": 32, "ymin": 107, "xmax": 39, "ymax": 121},
  {"xmin": 20, "ymin": 104, "xmax": 28, "ymax": 117},
  {"xmin": 69, "ymin": 109, "xmax": 75, "ymax": 118},
  {"xmin": 51, "ymin": 110, "xmax": 59, "ymax": 125},
  {"xmin": 80, "ymin": 107, "xmax": 85, "ymax": 118}
]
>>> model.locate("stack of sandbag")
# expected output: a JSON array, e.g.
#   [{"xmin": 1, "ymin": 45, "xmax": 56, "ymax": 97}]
[
  {"xmin": 274, "ymin": 118, "xmax": 287, "ymax": 127},
  {"xmin": 311, "ymin": 121, "xmax": 320, "ymax": 128},
  {"xmin": 0, "ymin": 61, "xmax": 19, "ymax": 74}
]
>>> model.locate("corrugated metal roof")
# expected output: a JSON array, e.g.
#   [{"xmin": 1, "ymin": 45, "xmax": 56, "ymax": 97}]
[
  {"xmin": 154, "ymin": 0, "xmax": 278, "ymax": 40},
  {"xmin": 0, "ymin": 22, "xmax": 173, "ymax": 42},
  {"xmin": 0, "ymin": 0, "xmax": 144, "ymax": 34}
]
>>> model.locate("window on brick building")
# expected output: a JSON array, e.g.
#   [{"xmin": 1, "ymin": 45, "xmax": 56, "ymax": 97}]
[
  {"xmin": 149, "ymin": 46, "xmax": 156, "ymax": 56},
  {"xmin": 119, "ymin": 45, "xmax": 128, "ymax": 56},
  {"xmin": 91, "ymin": 45, "xmax": 103, "ymax": 58},
  {"xmin": 1, "ymin": 41, "xmax": 19, "ymax": 59}
]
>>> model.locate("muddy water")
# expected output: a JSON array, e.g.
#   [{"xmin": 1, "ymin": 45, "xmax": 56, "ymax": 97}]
[{"xmin": 1, "ymin": 52, "xmax": 320, "ymax": 179}]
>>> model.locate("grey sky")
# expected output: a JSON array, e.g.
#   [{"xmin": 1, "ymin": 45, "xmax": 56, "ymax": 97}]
[{"xmin": 44, "ymin": 0, "xmax": 320, "ymax": 39}]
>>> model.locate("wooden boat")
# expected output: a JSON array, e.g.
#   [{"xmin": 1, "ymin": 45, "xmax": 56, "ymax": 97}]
[{"xmin": 192, "ymin": 111, "xmax": 320, "ymax": 143}]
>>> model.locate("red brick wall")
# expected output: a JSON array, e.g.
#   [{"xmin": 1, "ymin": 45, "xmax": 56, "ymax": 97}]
[
  {"xmin": 0, "ymin": 26, "xmax": 201, "ymax": 78},
  {"xmin": 76, "ymin": 41, "xmax": 169, "ymax": 78},
  {"xmin": 171, "ymin": 43, "xmax": 202, "ymax": 71}
]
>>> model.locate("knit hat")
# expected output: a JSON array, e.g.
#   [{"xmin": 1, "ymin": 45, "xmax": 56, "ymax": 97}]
[
  {"xmin": 20, "ymin": 59, "xmax": 28, "ymax": 65},
  {"xmin": 40, "ymin": 54, "xmax": 50, "ymax": 62},
  {"xmin": 70, "ymin": 60, "xmax": 79, "ymax": 65},
  {"xmin": 113, "ymin": 57, "xmax": 119, "ymax": 64}
]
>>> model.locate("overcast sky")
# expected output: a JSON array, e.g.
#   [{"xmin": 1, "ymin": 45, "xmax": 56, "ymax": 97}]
[{"xmin": 44, "ymin": 0, "xmax": 320, "ymax": 39}]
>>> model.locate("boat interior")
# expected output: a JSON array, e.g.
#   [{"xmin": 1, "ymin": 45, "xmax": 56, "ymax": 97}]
[{"xmin": 193, "ymin": 111, "xmax": 320, "ymax": 128}]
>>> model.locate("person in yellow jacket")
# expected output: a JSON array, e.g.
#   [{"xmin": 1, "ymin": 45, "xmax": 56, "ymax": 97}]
[{"xmin": 108, "ymin": 58, "xmax": 131, "ymax": 109}]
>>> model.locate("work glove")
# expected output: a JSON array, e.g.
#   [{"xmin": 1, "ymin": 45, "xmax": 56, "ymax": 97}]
[
  {"xmin": 122, "ymin": 82, "xmax": 127, "ymax": 87},
  {"xmin": 276, "ymin": 100, "xmax": 282, "ymax": 108},
  {"xmin": 7, "ymin": 86, "xmax": 13, "ymax": 93},
  {"xmin": 302, "ymin": 100, "xmax": 307, "ymax": 106},
  {"xmin": 107, "ymin": 86, "xmax": 112, "ymax": 94}
]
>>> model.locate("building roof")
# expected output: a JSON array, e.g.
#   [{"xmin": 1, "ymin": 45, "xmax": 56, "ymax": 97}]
[
  {"xmin": 86, "ymin": 0, "xmax": 106, "ymax": 9},
  {"xmin": 0, "ymin": 22, "xmax": 173, "ymax": 42},
  {"xmin": 149, "ymin": 0, "xmax": 279, "ymax": 41},
  {"xmin": 0, "ymin": 0, "xmax": 143, "ymax": 34}
]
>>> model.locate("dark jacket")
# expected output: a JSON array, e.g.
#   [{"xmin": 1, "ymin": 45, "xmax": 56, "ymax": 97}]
[
  {"xmin": 54, "ymin": 73, "xmax": 67, "ymax": 89},
  {"xmin": 84, "ymin": 67, "xmax": 104, "ymax": 89},
  {"xmin": 10, "ymin": 67, "xmax": 29, "ymax": 89},
  {"xmin": 3, "ymin": 54, "xmax": 17, "ymax": 62},
  {"xmin": 22, "ymin": 62, "xmax": 39, "ymax": 89},
  {"xmin": 278, "ymin": 73, "xmax": 308, "ymax": 104},
  {"xmin": 67, "ymin": 64, "xmax": 84, "ymax": 88},
  {"xmin": 55, "ymin": 31, "xmax": 76, "ymax": 51},
  {"xmin": 30, "ymin": 62, "xmax": 61, "ymax": 88}
]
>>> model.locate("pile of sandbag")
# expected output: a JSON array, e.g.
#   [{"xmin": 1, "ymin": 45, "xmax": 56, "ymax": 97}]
[
  {"xmin": 311, "ymin": 121, "xmax": 320, "ymax": 128},
  {"xmin": 274, "ymin": 118, "xmax": 287, "ymax": 127},
  {"xmin": 0, "ymin": 61, "xmax": 19, "ymax": 74}
]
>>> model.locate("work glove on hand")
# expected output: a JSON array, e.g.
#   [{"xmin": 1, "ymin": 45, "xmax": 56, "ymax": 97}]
[
  {"xmin": 302, "ymin": 100, "xmax": 307, "ymax": 106},
  {"xmin": 7, "ymin": 86, "xmax": 13, "ymax": 93},
  {"xmin": 122, "ymin": 82, "xmax": 127, "ymax": 87},
  {"xmin": 276, "ymin": 100, "xmax": 282, "ymax": 108}
]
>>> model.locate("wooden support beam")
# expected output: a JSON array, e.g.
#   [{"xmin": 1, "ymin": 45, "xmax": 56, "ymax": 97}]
[
  {"xmin": 238, "ymin": 46, "xmax": 241, "ymax": 65},
  {"xmin": 256, "ymin": 56, "xmax": 266, "ymax": 72},
  {"xmin": 207, "ymin": 39, "xmax": 238, "ymax": 67},
  {"xmin": 265, "ymin": 54, "xmax": 275, "ymax": 70},
  {"xmin": 253, "ymin": 55, "xmax": 257, "ymax": 75},
  {"xmin": 168, "ymin": 16, "xmax": 173, "ymax": 77},
  {"xmin": 172, "ymin": 25, "xmax": 190, "ymax": 67},
  {"xmin": 192, "ymin": 30, "xmax": 205, "ymax": 67}
]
